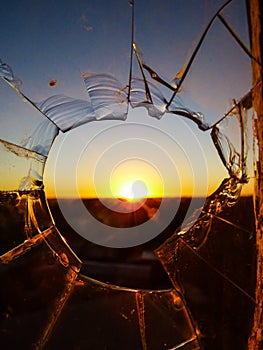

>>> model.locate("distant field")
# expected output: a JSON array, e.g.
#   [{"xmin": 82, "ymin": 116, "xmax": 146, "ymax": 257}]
[{"xmin": 47, "ymin": 196, "xmax": 255, "ymax": 289}]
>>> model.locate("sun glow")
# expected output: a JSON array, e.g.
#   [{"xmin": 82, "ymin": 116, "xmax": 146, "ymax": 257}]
[
  {"xmin": 118, "ymin": 180, "xmax": 148, "ymax": 201},
  {"xmin": 110, "ymin": 159, "xmax": 164, "ymax": 199}
]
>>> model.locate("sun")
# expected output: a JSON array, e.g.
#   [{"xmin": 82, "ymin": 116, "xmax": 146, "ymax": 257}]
[
  {"xmin": 118, "ymin": 180, "xmax": 148, "ymax": 201},
  {"xmin": 109, "ymin": 159, "xmax": 164, "ymax": 199}
]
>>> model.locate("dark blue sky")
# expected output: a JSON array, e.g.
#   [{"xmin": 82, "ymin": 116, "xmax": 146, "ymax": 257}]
[{"xmin": 1, "ymin": 0, "xmax": 250, "ymax": 104}]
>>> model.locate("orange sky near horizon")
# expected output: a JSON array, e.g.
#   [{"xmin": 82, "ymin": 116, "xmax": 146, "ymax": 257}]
[{"xmin": 43, "ymin": 113, "xmax": 255, "ymax": 200}]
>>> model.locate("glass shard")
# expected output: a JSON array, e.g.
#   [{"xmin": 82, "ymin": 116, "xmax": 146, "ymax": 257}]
[
  {"xmin": 0, "ymin": 227, "xmax": 81, "ymax": 349},
  {"xmin": 82, "ymin": 72, "xmax": 128, "ymax": 121},
  {"xmin": 0, "ymin": 139, "xmax": 46, "ymax": 197},
  {"xmin": 45, "ymin": 277, "xmax": 143, "ymax": 350},
  {"xmin": 157, "ymin": 237, "xmax": 255, "ymax": 349},
  {"xmin": 131, "ymin": 45, "xmax": 209, "ymax": 129},
  {"xmin": 136, "ymin": 289, "xmax": 200, "ymax": 349},
  {"xmin": 20, "ymin": 119, "xmax": 59, "ymax": 157},
  {"xmin": 211, "ymin": 94, "xmax": 251, "ymax": 181},
  {"xmin": 0, "ymin": 58, "xmax": 22, "ymax": 87},
  {"xmin": 130, "ymin": 77, "xmax": 167, "ymax": 118}
]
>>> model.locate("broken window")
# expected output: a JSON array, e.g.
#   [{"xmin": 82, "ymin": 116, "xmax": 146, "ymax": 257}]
[{"xmin": 0, "ymin": 0, "xmax": 257, "ymax": 349}]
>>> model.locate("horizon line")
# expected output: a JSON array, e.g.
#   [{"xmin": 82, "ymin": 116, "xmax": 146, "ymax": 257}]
[{"xmin": 46, "ymin": 194, "xmax": 253, "ymax": 200}]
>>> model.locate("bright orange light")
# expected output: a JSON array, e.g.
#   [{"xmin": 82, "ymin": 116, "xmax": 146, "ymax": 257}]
[{"xmin": 110, "ymin": 159, "xmax": 164, "ymax": 199}]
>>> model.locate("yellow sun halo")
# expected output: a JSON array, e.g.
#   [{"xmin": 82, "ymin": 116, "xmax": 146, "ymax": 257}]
[{"xmin": 110, "ymin": 159, "xmax": 164, "ymax": 199}]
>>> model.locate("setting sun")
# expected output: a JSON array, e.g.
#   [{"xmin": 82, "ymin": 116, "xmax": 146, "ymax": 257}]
[
  {"xmin": 118, "ymin": 180, "xmax": 148, "ymax": 201},
  {"xmin": 110, "ymin": 159, "xmax": 164, "ymax": 199}
]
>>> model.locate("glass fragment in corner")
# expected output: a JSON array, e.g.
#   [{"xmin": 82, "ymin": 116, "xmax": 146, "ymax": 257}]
[{"xmin": 0, "ymin": 0, "xmax": 256, "ymax": 349}]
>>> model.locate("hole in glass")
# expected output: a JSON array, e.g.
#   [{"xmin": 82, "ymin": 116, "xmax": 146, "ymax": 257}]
[{"xmin": 44, "ymin": 108, "xmax": 210, "ymax": 289}]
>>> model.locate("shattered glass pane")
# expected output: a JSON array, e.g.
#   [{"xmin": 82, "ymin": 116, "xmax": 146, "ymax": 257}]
[{"xmin": 0, "ymin": 0, "xmax": 257, "ymax": 349}]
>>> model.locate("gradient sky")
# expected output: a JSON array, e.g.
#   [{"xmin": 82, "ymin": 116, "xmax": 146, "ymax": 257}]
[{"xmin": 0, "ymin": 0, "xmax": 253, "ymax": 198}]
